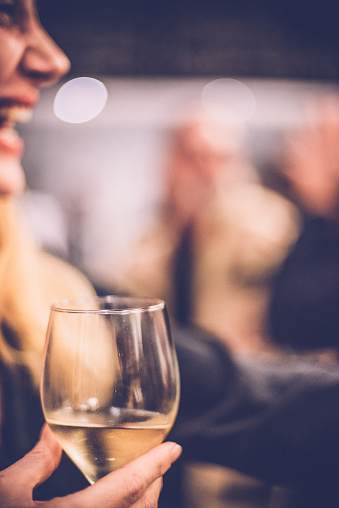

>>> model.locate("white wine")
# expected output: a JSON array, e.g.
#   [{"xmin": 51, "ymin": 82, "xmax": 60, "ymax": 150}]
[{"xmin": 47, "ymin": 408, "xmax": 174, "ymax": 483}]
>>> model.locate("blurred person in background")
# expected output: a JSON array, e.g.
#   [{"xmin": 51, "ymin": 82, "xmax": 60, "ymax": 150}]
[
  {"xmin": 3, "ymin": 3, "xmax": 339, "ymax": 508},
  {"xmin": 268, "ymin": 95, "xmax": 339, "ymax": 358},
  {"xmin": 118, "ymin": 108, "xmax": 300, "ymax": 355}
]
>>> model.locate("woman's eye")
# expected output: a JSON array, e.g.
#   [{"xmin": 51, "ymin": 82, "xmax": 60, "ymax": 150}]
[{"xmin": 0, "ymin": 1, "xmax": 16, "ymax": 27}]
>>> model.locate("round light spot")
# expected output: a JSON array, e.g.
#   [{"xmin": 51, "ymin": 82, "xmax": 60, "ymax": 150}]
[
  {"xmin": 54, "ymin": 77, "xmax": 108, "ymax": 124},
  {"xmin": 201, "ymin": 78, "xmax": 256, "ymax": 125}
]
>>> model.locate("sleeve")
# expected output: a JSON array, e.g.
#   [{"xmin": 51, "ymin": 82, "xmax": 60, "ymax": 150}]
[
  {"xmin": 268, "ymin": 216, "xmax": 339, "ymax": 350},
  {"xmin": 170, "ymin": 324, "xmax": 339, "ymax": 486}
]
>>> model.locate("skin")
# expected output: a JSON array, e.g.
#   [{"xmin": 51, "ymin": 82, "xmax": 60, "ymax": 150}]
[
  {"xmin": 0, "ymin": 0, "xmax": 69, "ymax": 195},
  {"xmin": 0, "ymin": 1, "xmax": 182, "ymax": 506},
  {"xmin": 0, "ymin": 425, "xmax": 182, "ymax": 508},
  {"xmin": 282, "ymin": 96, "xmax": 339, "ymax": 220}
]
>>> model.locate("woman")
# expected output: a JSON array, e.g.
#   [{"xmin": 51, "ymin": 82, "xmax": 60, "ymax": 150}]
[
  {"xmin": 0, "ymin": 1, "xmax": 181, "ymax": 506},
  {"xmin": 3, "ymin": 3, "xmax": 339, "ymax": 508}
]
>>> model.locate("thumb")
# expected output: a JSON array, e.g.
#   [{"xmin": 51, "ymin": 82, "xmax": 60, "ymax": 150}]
[
  {"xmin": 27, "ymin": 424, "xmax": 63, "ymax": 488},
  {"xmin": 0, "ymin": 424, "xmax": 62, "ymax": 506}
]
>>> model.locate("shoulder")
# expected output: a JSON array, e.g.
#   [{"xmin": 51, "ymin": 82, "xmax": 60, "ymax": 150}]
[{"xmin": 37, "ymin": 250, "xmax": 96, "ymax": 302}]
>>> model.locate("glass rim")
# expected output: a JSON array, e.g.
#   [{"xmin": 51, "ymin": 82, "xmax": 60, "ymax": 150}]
[{"xmin": 51, "ymin": 295, "xmax": 166, "ymax": 314}]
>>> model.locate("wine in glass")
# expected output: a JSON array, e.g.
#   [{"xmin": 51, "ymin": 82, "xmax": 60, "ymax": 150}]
[{"xmin": 40, "ymin": 295, "xmax": 180, "ymax": 484}]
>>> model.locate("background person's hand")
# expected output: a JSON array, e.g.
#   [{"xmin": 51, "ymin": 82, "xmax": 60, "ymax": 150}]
[
  {"xmin": 282, "ymin": 95, "xmax": 339, "ymax": 219},
  {"xmin": 0, "ymin": 424, "xmax": 182, "ymax": 508}
]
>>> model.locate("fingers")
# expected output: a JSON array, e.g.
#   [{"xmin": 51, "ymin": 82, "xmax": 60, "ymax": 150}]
[
  {"xmin": 130, "ymin": 477, "xmax": 163, "ymax": 508},
  {"xmin": 100, "ymin": 441, "xmax": 182, "ymax": 508},
  {"xmin": 32, "ymin": 425, "xmax": 63, "ymax": 487},
  {"xmin": 0, "ymin": 424, "xmax": 62, "ymax": 507},
  {"xmin": 48, "ymin": 441, "xmax": 182, "ymax": 508},
  {"xmin": 80, "ymin": 441, "xmax": 181, "ymax": 508},
  {"xmin": 15, "ymin": 424, "xmax": 62, "ymax": 490}
]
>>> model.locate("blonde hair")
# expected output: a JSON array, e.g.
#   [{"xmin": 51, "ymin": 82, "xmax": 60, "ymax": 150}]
[{"xmin": 0, "ymin": 197, "xmax": 95, "ymax": 387}]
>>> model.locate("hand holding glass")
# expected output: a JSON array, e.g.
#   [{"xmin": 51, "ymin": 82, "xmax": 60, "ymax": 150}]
[{"xmin": 40, "ymin": 296, "xmax": 180, "ymax": 484}]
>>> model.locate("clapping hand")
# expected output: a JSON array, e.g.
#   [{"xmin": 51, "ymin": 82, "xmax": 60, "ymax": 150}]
[{"xmin": 282, "ymin": 95, "xmax": 339, "ymax": 219}]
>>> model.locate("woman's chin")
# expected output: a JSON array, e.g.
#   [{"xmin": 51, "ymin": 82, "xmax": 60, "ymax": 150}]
[{"xmin": 0, "ymin": 157, "xmax": 26, "ymax": 197}]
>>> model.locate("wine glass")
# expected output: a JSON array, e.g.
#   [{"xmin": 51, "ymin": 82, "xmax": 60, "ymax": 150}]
[{"xmin": 40, "ymin": 295, "xmax": 180, "ymax": 484}]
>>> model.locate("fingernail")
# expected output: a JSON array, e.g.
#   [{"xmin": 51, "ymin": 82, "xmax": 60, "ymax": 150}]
[{"xmin": 170, "ymin": 443, "xmax": 182, "ymax": 462}]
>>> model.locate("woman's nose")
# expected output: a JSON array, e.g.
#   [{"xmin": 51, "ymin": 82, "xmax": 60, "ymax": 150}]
[{"xmin": 20, "ymin": 23, "xmax": 71, "ymax": 87}]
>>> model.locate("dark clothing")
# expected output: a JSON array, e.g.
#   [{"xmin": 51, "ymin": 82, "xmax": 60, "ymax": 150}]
[
  {"xmin": 2, "ymin": 324, "xmax": 339, "ymax": 506},
  {"xmin": 173, "ymin": 222, "xmax": 194, "ymax": 325},
  {"xmin": 168, "ymin": 325, "xmax": 339, "ymax": 507},
  {"xmin": 0, "ymin": 360, "xmax": 89, "ymax": 500},
  {"xmin": 269, "ymin": 216, "xmax": 339, "ymax": 350}
]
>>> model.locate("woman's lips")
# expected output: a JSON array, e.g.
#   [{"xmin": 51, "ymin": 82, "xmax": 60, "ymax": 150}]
[
  {"xmin": 0, "ymin": 105, "xmax": 34, "ymax": 157},
  {"xmin": 0, "ymin": 93, "xmax": 38, "ymax": 110},
  {"xmin": 0, "ymin": 127, "xmax": 24, "ymax": 156}
]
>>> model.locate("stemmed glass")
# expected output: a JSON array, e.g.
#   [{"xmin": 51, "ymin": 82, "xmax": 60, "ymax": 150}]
[{"xmin": 40, "ymin": 295, "xmax": 180, "ymax": 484}]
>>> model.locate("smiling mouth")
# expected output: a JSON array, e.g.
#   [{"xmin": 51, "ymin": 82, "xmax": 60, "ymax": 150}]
[
  {"xmin": 0, "ymin": 105, "xmax": 33, "ymax": 127},
  {"xmin": 0, "ymin": 106, "xmax": 33, "ymax": 156}
]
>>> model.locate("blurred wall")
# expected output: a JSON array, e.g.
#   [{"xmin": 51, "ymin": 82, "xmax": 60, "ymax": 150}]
[{"xmin": 37, "ymin": 0, "xmax": 339, "ymax": 80}]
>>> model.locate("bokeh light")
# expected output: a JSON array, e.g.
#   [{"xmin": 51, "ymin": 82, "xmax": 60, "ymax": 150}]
[
  {"xmin": 54, "ymin": 77, "xmax": 108, "ymax": 124},
  {"xmin": 201, "ymin": 78, "xmax": 256, "ymax": 125}
]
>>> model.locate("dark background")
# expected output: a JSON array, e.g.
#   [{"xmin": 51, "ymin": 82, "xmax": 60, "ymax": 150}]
[{"xmin": 38, "ymin": 0, "xmax": 339, "ymax": 81}]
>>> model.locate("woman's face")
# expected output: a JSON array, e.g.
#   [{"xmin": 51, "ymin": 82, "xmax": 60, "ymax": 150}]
[{"xmin": 0, "ymin": 0, "xmax": 70, "ymax": 196}]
